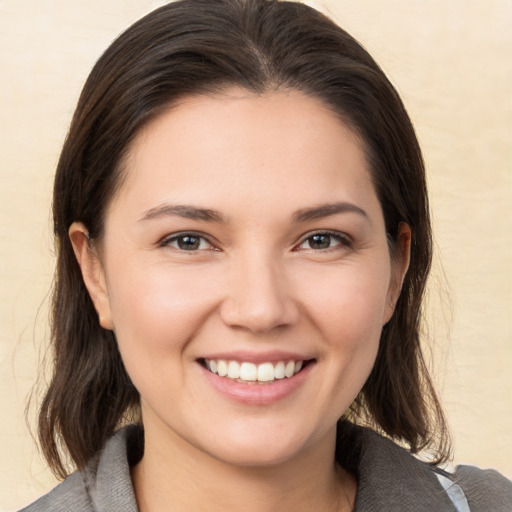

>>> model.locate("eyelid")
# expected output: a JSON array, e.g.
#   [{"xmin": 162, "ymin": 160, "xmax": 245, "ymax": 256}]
[
  {"xmin": 159, "ymin": 231, "xmax": 218, "ymax": 250},
  {"xmin": 158, "ymin": 229, "xmax": 352, "ymax": 252},
  {"xmin": 294, "ymin": 230, "xmax": 353, "ymax": 251}
]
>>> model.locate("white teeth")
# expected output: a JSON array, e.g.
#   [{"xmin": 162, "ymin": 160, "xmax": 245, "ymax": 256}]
[
  {"xmin": 239, "ymin": 362, "xmax": 257, "ymax": 381},
  {"xmin": 274, "ymin": 361, "xmax": 285, "ymax": 379},
  {"xmin": 217, "ymin": 360, "xmax": 228, "ymax": 377},
  {"xmin": 284, "ymin": 361, "xmax": 295, "ymax": 378},
  {"xmin": 257, "ymin": 362, "xmax": 275, "ymax": 382},
  {"xmin": 204, "ymin": 358, "xmax": 306, "ymax": 383},
  {"xmin": 227, "ymin": 361, "xmax": 240, "ymax": 379}
]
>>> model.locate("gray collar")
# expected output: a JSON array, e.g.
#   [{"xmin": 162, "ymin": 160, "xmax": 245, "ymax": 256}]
[
  {"xmin": 334, "ymin": 423, "xmax": 455, "ymax": 511},
  {"xmin": 84, "ymin": 422, "xmax": 454, "ymax": 511}
]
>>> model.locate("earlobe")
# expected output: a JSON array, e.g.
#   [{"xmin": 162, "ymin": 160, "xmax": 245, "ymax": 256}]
[
  {"xmin": 383, "ymin": 222, "xmax": 411, "ymax": 324},
  {"xmin": 69, "ymin": 222, "xmax": 114, "ymax": 330}
]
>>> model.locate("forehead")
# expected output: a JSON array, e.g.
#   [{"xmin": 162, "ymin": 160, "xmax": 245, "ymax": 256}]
[{"xmin": 110, "ymin": 88, "xmax": 380, "ymax": 223}]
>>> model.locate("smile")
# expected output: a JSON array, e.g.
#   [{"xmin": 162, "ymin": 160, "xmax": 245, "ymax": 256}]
[{"xmin": 203, "ymin": 359, "xmax": 308, "ymax": 383}]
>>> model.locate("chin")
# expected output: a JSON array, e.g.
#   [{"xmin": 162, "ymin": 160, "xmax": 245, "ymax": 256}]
[
  {"xmin": 195, "ymin": 421, "xmax": 323, "ymax": 468},
  {"xmin": 209, "ymin": 442, "xmax": 303, "ymax": 468}
]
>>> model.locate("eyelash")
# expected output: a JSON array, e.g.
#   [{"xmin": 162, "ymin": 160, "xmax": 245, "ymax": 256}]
[
  {"xmin": 295, "ymin": 231, "xmax": 352, "ymax": 252},
  {"xmin": 160, "ymin": 230, "xmax": 352, "ymax": 253},
  {"xmin": 160, "ymin": 232, "xmax": 216, "ymax": 251}
]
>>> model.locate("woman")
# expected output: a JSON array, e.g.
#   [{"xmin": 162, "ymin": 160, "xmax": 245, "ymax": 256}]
[{"xmin": 20, "ymin": 0, "xmax": 512, "ymax": 510}]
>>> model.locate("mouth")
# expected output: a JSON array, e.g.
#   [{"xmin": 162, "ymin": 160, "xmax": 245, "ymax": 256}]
[{"xmin": 199, "ymin": 358, "xmax": 314, "ymax": 384}]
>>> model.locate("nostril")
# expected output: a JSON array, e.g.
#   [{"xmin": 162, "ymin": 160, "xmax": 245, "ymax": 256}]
[{"xmin": 219, "ymin": 295, "xmax": 300, "ymax": 334}]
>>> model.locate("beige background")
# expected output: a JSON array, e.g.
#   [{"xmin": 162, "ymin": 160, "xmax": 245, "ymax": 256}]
[{"xmin": 1, "ymin": 0, "xmax": 511, "ymax": 509}]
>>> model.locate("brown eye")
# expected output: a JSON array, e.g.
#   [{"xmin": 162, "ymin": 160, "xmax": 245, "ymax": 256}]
[
  {"xmin": 177, "ymin": 235, "xmax": 201, "ymax": 250},
  {"xmin": 163, "ymin": 233, "xmax": 213, "ymax": 251},
  {"xmin": 297, "ymin": 232, "xmax": 350, "ymax": 251},
  {"xmin": 307, "ymin": 234, "xmax": 333, "ymax": 250}
]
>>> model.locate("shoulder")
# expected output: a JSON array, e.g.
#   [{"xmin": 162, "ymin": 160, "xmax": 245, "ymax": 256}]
[
  {"xmin": 337, "ymin": 423, "xmax": 456, "ymax": 510},
  {"xmin": 337, "ymin": 422, "xmax": 512, "ymax": 511},
  {"xmin": 18, "ymin": 471, "xmax": 93, "ymax": 512},
  {"xmin": 452, "ymin": 464, "xmax": 512, "ymax": 512},
  {"xmin": 18, "ymin": 425, "xmax": 143, "ymax": 512}
]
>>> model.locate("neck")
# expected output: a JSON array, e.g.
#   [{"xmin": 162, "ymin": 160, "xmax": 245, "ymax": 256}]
[{"xmin": 132, "ymin": 420, "xmax": 355, "ymax": 512}]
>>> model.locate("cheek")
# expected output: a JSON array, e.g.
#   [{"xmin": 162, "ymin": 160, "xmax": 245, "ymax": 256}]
[
  {"xmin": 302, "ymin": 265, "xmax": 390, "ymax": 406},
  {"xmin": 296, "ymin": 261, "xmax": 391, "ymax": 346},
  {"xmin": 106, "ymin": 262, "xmax": 220, "ymax": 365}
]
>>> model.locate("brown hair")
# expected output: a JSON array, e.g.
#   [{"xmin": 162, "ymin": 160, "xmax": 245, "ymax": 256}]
[{"xmin": 40, "ymin": 0, "xmax": 450, "ymax": 478}]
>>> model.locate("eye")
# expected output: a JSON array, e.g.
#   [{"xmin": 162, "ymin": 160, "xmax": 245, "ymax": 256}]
[
  {"xmin": 162, "ymin": 233, "xmax": 214, "ymax": 251},
  {"xmin": 297, "ymin": 232, "xmax": 351, "ymax": 251}
]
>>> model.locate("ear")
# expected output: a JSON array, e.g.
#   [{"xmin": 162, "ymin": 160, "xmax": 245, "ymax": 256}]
[
  {"xmin": 383, "ymin": 222, "xmax": 411, "ymax": 325},
  {"xmin": 69, "ymin": 222, "xmax": 114, "ymax": 330}
]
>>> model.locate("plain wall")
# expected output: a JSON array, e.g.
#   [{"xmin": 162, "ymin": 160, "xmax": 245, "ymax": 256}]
[{"xmin": 1, "ymin": 0, "xmax": 510, "ymax": 509}]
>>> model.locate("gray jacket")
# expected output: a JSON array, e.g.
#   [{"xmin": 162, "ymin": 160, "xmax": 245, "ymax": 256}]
[{"xmin": 19, "ymin": 423, "xmax": 512, "ymax": 511}]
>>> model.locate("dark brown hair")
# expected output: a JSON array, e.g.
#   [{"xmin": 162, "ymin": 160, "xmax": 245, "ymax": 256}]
[{"xmin": 40, "ymin": 0, "xmax": 450, "ymax": 478}]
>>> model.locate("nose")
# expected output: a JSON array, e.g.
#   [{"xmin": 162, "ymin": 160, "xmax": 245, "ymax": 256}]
[{"xmin": 219, "ymin": 252, "xmax": 300, "ymax": 334}]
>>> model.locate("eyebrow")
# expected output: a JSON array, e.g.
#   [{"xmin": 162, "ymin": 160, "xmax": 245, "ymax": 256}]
[
  {"xmin": 139, "ymin": 204, "xmax": 226, "ymax": 223},
  {"xmin": 292, "ymin": 202, "xmax": 369, "ymax": 223},
  {"xmin": 139, "ymin": 201, "xmax": 368, "ymax": 224}
]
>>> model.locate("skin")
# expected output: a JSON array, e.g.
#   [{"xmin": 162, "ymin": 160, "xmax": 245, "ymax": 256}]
[{"xmin": 70, "ymin": 89, "xmax": 410, "ymax": 512}]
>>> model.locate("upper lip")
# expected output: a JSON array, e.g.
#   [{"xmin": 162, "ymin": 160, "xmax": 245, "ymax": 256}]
[{"xmin": 198, "ymin": 351, "xmax": 315, "ymax": 364}]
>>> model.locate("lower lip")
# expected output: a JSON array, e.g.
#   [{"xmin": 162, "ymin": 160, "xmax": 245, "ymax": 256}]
[{"xmin": 199, "ymin": 362, "xmax": 315, "ymax": 405}]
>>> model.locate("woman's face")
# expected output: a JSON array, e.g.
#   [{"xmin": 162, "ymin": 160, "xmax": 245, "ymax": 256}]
[{"xmin": 73, "ymin": 89, "xmax": 408, "ymax": 467}]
